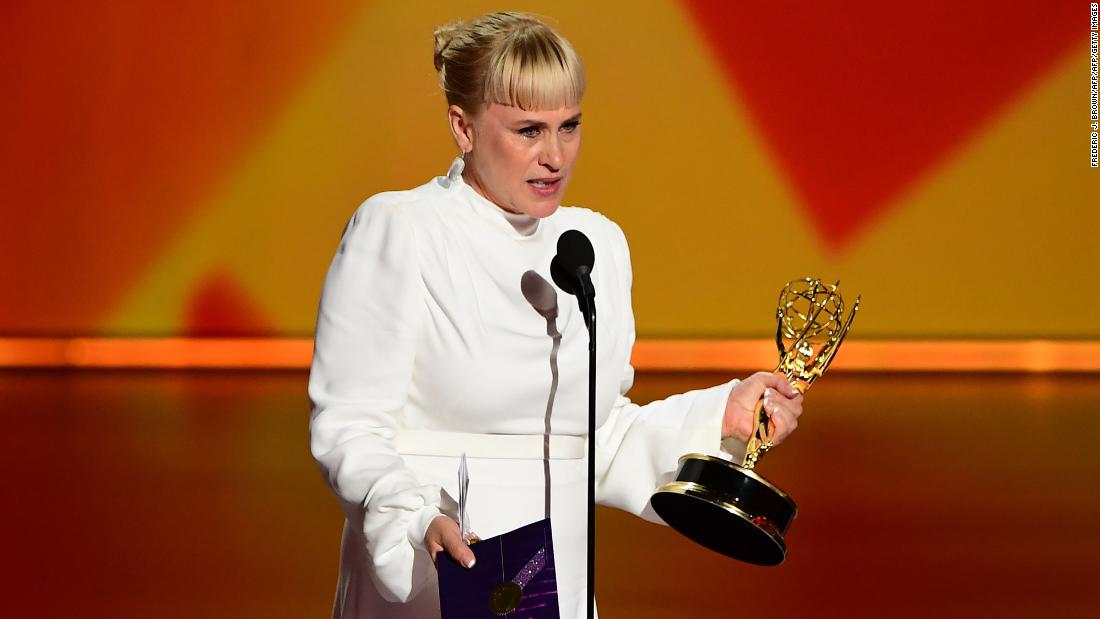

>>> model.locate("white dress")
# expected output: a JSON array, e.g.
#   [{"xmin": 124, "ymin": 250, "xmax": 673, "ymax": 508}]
[{"xmin": 308, "ymin": 175, "xmax": 741, "ymax": 618}]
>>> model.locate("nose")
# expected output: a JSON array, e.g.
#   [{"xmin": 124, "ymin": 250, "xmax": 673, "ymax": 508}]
[{"xmin": 539, "ymin": 137, "xmax": 563, "ymax": 171}]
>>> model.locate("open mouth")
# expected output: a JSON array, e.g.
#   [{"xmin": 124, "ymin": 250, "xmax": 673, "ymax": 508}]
[{"xmin": 527, "ymin": 178, "xmax": 561, "ymax": 191}]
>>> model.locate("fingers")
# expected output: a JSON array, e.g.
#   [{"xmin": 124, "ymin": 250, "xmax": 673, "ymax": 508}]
[
  {"xmin": 426, "ymin": 516, "xmax": 476, "ymax": 569},
  {"xmin": 753, "ymin": 371, "xmax": 799, "ymax": 398},
  {"xmin": 442, "ymin": 527, "xmax": 477, "ymax": 569},
  {"xmin": 763, "ymin": 387, "xmax": 803, "ymax": 418},
  {"xmin": 762, "ymin": 388, "xmax": 800, "ymax": 445},
  {"xmin": 724, "ymin": 371, "xmax": 805, "ymax": 442}
]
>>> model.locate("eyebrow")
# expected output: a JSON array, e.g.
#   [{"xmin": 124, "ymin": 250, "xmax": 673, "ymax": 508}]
[{"xmin": 514, "ymin": 113, "xmax": 583, "ymax": 129}]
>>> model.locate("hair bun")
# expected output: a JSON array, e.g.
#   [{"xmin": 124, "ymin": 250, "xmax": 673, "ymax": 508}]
[
  {"xmin": 432, "ymin": 12, "xmax": 584, "ymax": 112},
  {"xmin": 432, "ymin": 21, "xmax": 465, "ymax": 72}
]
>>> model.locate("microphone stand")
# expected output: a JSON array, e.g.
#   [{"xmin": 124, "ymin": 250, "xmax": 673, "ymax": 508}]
[
  {"xmin": 573, "ymin": 267, "xmax": 597, "ymax": 619},
  {"xmin": 551, "ymin": 230, "xmax": 598, "ymax": 619}
]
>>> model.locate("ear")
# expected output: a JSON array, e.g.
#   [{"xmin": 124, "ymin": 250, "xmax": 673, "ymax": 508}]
[{"xmin": 447, "ymin": 105, "xmax": 475, "ymax": 153}]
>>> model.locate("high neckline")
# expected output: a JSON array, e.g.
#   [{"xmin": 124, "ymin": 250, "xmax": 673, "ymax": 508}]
[
  {"xmin": 500, "ymin": 208, "xmax": 539, "ymax": 236},
  {"xmin": 452, "ymin": 175, "xmax": 542, "ymax": 239}
]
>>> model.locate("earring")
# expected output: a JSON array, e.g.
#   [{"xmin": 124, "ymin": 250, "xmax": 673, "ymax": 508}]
[{"xmin": 446, "ymin": 150, "xmax": 466, "ymax": 183}]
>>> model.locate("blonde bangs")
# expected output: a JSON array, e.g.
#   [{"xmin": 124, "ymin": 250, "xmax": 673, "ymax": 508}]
[{"xmin": 483, "ymin": 30, "xmax": 585, "ymax": 111}]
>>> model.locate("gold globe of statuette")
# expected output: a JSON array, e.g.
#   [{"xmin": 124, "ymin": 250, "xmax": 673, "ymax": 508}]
[{"xmin": 651, "ymin": 278, "xmax": 860, "ymax": 566}]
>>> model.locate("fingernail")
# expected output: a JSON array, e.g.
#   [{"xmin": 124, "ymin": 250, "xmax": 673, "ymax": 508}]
[{"xmin": 465, "ymin": 558, "xmax": 476, "ymax": 569}]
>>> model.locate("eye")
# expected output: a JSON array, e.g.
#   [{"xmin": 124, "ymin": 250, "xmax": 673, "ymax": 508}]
[
  {"xmin": 561, "ymin": 120, "xmax": 581, "ymax": 133},
  {"xmin": 518, "ymin": 126, "xmax": 541, "ymax": 138}
]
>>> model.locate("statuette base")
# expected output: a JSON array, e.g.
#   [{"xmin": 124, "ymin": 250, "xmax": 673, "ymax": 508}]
[{"xmin": 651, "ymin": 454, "xmax": 797, "ymax": 566}]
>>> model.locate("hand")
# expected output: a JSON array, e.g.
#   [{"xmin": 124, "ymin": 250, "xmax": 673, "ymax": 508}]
[
  {"xmin": 424, "ymin": 515, "xmax": 477, "ymax": 569},
  {"xmin": 722, "ymin": 371, "xmax": 804, "ymax": 446}
]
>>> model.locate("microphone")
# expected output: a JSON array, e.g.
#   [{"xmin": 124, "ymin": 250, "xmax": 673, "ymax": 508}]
[
  {"xmin": 550, "ymin": 228, "xmax": 598, "ymax": 619},
  {"xmin": 550, "ymin": 229, "xmax": 595, "ymax": 303}
]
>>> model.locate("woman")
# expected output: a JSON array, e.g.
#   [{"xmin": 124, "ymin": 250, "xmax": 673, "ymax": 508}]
[{"xmin": 309, "ymin": 12, "xmax": 803, "ymax": 618}]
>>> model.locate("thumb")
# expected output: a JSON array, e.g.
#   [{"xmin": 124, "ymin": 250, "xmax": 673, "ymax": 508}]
[
  {"xmin": 761, "ymin": 372, "xmax": 798, "ymax": 398},
  {"xmin": 442, "ymin": 528, "xmax": 477, "ymax": 569}
]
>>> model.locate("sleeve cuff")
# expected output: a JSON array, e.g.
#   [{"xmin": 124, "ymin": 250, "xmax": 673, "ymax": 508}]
[{"xmin": 717, "ymin": 379, "xmax": 747, "ymax": 460}]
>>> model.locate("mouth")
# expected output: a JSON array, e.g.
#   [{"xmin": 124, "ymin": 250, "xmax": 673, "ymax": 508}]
[{"xmin": 526, "ymin": 177, "xmax": 562, "ymax": 195}]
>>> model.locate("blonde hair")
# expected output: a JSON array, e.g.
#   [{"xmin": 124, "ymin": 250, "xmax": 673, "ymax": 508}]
[{"xmin": 433, "ymin": 12, "xmax": 585, "ymax": 113}]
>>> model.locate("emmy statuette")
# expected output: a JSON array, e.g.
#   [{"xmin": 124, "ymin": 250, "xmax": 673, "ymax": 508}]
[{"xmin": 650, "ymin": 278, "xmax": 860, "ymax": 566}]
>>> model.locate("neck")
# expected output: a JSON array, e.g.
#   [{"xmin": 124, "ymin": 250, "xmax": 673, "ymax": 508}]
[{"xmin": 462, "ymin": 170, "xmax": 524, "ymax": 216}]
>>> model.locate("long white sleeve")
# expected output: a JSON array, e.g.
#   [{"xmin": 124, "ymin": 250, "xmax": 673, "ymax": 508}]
[
  {"xmin": 308, "ymin": 197, "xmax": 442, "ymax": 603},
  {"xmin": 593, "ymin": 220, "xmax": 744, "ymax": 522},
  {"xmin": 596, "ymin": 368, "xmax": 739, "ymax": 522}
]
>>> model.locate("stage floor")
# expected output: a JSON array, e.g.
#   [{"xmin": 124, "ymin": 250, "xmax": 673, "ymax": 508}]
[{"xmin": 1, "ymin": 370, "xmax": 1098, "ymax": 617}]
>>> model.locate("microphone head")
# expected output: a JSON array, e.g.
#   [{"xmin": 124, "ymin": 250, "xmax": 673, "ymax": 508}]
[{"xmin": 550, "ymin": 229, "xmax": 595, "ymax": 295}]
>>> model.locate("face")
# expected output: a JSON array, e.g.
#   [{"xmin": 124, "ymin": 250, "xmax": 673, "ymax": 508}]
[{"xmin": 452, "ymin": 103, "xmax": 582, "ymax": 218}]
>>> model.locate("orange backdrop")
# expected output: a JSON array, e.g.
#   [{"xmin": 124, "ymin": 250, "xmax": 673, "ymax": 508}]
[{"xmin": 2, "ymin": 1, "xmax": 1096, "ymax": 339}]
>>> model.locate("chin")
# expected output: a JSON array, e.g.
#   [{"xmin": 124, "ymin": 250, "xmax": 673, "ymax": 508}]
[
  {"xmin": 519, "ymin": 181, "xmax": 568, "ymax": 218},
  {"xmin": 526, "ymin": 201, "xmax": 560, "ymax": 219}
]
